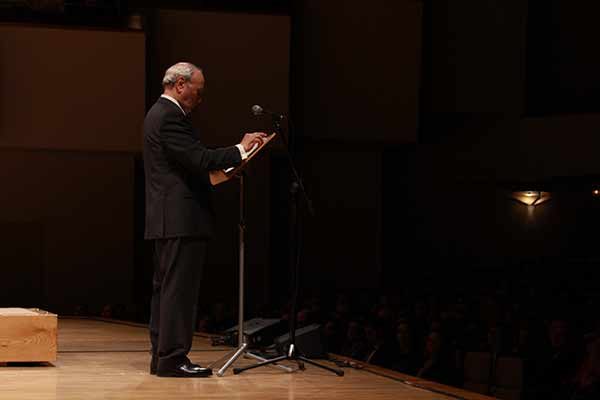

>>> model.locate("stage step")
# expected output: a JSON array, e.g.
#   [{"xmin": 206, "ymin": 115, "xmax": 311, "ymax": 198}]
[{"xmin": 0, "ymin": 308, "xmax": 57, "ymax": 363}]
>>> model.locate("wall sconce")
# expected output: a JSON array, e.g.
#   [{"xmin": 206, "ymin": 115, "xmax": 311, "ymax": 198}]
[
  {"xmin": 511, "ymin": 191, "xmax": 551, "ymax": 206},
  {"xmin": 593, "ymin": 189, "xmax": 600, "ymax": 197}
]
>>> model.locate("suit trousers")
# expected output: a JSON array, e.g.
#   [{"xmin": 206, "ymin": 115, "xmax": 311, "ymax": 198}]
[{"xmin": 149, "ymin": 236, "xmax": 208, "ymax": 370}]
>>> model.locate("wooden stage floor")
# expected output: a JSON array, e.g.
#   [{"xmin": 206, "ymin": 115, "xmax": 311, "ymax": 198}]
[{"xmin": 0, "ymin": 318, "xmax": 496, "ymax": 400}]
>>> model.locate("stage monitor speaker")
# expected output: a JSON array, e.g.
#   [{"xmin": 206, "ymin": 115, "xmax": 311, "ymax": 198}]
[
  {"xmin": 274, "ymin": 323, "xmax": 324, "ymax": 359},
  {"xmin": 224, "ymin": 318, "xmax": 283, "ymax": 348}
]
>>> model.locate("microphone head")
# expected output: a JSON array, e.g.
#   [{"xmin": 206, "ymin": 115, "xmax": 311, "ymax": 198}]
[{"xmin": 251, "ymin": 104, "xmax": 263, "ymax": 116}]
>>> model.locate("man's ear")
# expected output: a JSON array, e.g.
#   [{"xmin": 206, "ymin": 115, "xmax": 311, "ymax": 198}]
[{"xmin": 176, "ymin": 77, "xmax": 186, "ymax": 94}]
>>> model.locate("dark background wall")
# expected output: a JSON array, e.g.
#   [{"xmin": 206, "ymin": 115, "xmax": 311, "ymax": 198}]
[
  {"xmin": 1, "ymin": 0, "xmax": 600, "ymax": 319},
  {"xmin": 267, "ymin": 0, "xmax": 421, "ymax": 303},
  {"xmin": 295, "ymin": 0, "xmax": 421, "ymax": 144},
  {"xmin": 0, "ymin": 149, "xmax": 135, "ymax": 311},
  {"xmin": 0, "ymin": 25, "xmax": 145, "ymax": 151},
  {"xmin": 385, "ymin": 0, "xmax": 600, "ymax": 288},
  {"xmin": 526, "ymin": 0, "xmax": 600, "ymax": 115},
  {"xmin": 0, "ymin": 25, "xmax": 143, "ymax": 312}
]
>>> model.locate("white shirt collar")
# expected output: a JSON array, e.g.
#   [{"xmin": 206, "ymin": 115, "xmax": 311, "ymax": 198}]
[{"xmin": 160, "ymin": 94, "xmax": 186, "ymax": 115}]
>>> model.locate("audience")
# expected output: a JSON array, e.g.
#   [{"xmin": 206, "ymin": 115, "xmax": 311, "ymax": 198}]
[
  {"xmin": 75, "ymin": 258, "xmax": 598, "ymax": 400},
  {"xmin": 244, "ymin": 266, "xmax": 596, "ymax": 400}
]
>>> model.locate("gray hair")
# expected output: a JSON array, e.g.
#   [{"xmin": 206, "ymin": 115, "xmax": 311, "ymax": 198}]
[{"xmin": 162, "ymin": 62, "xmax": 200, "ymax": 87}]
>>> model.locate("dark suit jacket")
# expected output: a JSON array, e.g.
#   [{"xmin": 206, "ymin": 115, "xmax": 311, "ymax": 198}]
[{"xmin": 143, "ymin": 97, "xmax": 242, "ymax": 239}]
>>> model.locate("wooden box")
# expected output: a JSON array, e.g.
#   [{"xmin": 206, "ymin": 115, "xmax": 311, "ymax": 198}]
[{"xmin": 0, "ymin": 308, "xmax": 57, "ymax": 363}]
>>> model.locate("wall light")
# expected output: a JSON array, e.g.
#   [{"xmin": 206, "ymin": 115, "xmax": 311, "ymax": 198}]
[
  {"xmin": 511, "ymin": 191, "xmax": 551, "ymax": 206},
  {"xmin": 593, "ymin": 189, "xmax": 600, "ymax": 197}
]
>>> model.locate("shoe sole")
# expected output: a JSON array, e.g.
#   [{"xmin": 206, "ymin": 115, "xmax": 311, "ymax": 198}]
[{"xmin": 156, "ymin": 372, "xmax": 212, "ymax": 378}]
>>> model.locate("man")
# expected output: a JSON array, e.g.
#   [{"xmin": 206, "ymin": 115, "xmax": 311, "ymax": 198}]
[{"xmin": 143, "ymin": 62, "xmax": 265, "ymax": 378}]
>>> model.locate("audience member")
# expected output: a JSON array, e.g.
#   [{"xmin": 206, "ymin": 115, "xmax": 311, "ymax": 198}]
[
  {"xmin": 524, "ymin": 317, "xmax": 582, "ymax": 400},
  {"xmin": 417, "ymin": 330, "xmax": 456, "ymax": 385},
  {"xmin": 341, "ymin": 320, "xmax": 369, "ymax": 361},
  {"xmin": 567, "ymin": 336, "xmax": 600, "ymax": 400},
  {"xmin": 392, "ymin": 319, "xmax": 419, "ymax": 374},
  {"xmin": 365, "ymin": 318, "xmax": 401, "ymax": 369}
]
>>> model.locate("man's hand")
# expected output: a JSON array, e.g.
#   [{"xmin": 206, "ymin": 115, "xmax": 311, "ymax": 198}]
[{"xmin": 240, "ymin": 132, "xmax": 267, "ymax": 152}]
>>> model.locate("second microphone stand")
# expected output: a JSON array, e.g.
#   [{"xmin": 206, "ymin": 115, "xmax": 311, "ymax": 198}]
[{"xmin": 232, "ymin": 115, "xmax": 343, "ymax": 377}]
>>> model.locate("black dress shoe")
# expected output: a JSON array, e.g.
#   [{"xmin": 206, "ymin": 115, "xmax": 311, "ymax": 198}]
[
  {"xmin": 156, "ymin": 362, "xmax": 212, "ymax": 378},
  {"xmin": 151, "ymin": 356, "xmax": 207, "ymax": 376}
]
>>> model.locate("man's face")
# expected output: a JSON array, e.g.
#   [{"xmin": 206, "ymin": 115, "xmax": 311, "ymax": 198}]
[{"xmin": 176, "ymin": 69, "xmax": 205, "ymax": 113}]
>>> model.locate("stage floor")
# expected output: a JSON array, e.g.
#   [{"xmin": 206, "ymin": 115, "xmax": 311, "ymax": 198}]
[{"xmin": 0, "ymin": 318, "xmax": 496, "ymax": 400}]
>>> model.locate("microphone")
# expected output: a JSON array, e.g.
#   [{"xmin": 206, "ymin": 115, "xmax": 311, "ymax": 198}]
[{"xmin": 251, "ymin": 104, "xmax": 285, "ymax": 120}]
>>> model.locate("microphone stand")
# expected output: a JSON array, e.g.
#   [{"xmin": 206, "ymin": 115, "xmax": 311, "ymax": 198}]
[
  {"xmin": 233, "ymin": 113, "xmax": 343, "ymax": 377},
  {"xmin": 209, "ymin": 131, "xmax": 292, "ymax": 376}
]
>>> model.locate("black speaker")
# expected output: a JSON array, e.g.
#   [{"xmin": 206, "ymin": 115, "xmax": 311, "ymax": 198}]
[
  {"xmin": 224, "ymin": 318, "xmax": 283, "ymax": 348},
  {"xmin": 274, "ymin": 323, "xmax": 324, "ymax": 359}
]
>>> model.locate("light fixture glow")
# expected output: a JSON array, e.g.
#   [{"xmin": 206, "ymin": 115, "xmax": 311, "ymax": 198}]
[{"xmin": 511, "ymin": 191, "xmax": 551, "ymax": 206}]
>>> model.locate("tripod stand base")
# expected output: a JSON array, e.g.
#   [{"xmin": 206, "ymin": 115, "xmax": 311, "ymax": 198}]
[
  {"xmin": 233, "ymin": 344, "xmax": 344, "ymax": 376},
  {"xmin": 210, "ymin": 342, "xmax": 293, "ymax": 376}
]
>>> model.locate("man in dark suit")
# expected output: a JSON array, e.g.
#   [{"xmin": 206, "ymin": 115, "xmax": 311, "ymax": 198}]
[{"xmin": 144, "ymin": 62, "xmax": 265, "ymax": 378}]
